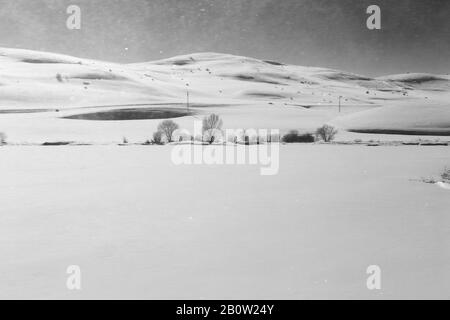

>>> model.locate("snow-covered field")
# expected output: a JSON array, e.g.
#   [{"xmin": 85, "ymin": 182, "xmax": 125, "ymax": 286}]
[
  {"xmin": 0, "ymin": 145, "xmax": 449, "ymax": 299},
  {"xmin": 0, "ymin": 47, "xmax": 448, "ymax": 299}
]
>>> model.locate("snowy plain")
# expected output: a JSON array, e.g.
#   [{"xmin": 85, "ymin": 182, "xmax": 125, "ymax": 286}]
[
  {"xmin": 0, "ymin": 48, "xmax": 449, "ymax": 299},
  {"xmin": 0, "ymin": 145, "xmax": 449, "ymax": 299}
]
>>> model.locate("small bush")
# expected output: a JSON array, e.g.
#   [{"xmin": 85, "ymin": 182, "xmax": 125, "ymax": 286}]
[
  {"xmin": 282, "ymin": 130, "xmax": 315, "ymax": 143},
  {"xmin": 442, "ymin": 168, "xmax": 450, "ymax": 182},
  {"xmin": 152, "ymin": 131, "xmax": 164, "ymax": 145},
  {"xmin": 267, "ymin": 132, "xmax": 281, "ymax": 143},
  {"xmin": 315, "ymin": 125, "xmax": 338, "ymax": 142},
  {"xmin": 56, "ymin": 73, "xmax": 64, "ymax": 83},
  {"xmin": 0, "ymin": 132, "xmax": 6, "ymax": 145}
]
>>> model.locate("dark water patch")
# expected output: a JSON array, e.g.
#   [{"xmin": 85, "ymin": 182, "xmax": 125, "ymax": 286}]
[
  {"xmin": 0, "ymin": 109, "xmax": 55, "ymax": 114},
  {"xmin": 419, "ymin": 142, "xmax": 449, "ymax": 146},
  {"xmin": 396, "ymin": 76, "xmax": 447, "ymax": 84},
  {"xmin": 72, "ymin": 103, "xmax": 230, "ymax": 110},
  {"xmin": 245, "ymin": 92, "xmax": 286, "ymax": 99},
  {"xmin": 63, "ymin": 107, "xmax": 195, "ymax": 121},
  {"xmin": 156, "ymin": 58, "xmax": 194, "ymax": 66},
  {"xmin": 69, "ymin": 73, "xmax": 128, "ymax": 81},
  {"xmin": 264, "ymin": 60, "xmax": 285, "ymax": 66},
  {"xmin": 348, "ymin": 129, "xmax": 450, "ymax": 136},
  {"xmin": 320, "ymin": 72, "xmax": 372, "ymax": 82},
  {"xmin": 377, "ymin": 88, "xmax": 403, "ymax": 92},
  {"xmin": 43, "ymin": 142, "xmax": 72, "ymax": 146},
  {"xmin": 225, "ymin": 74, "xmax": 284, "ymax": 85},
  {"xmin": 21, "ymin": 58, "xmax": 80, "ymax": 64},
  {"xmin": 171, "ymin": 60, "xmax": 192, "ymax": 66}
]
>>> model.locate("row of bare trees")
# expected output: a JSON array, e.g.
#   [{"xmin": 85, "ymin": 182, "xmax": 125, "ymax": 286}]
[
  {"xmin": 0, "ymin": 114, "xmax": 337, "ymax": 146},
  {"xmin": 152, "ymin": 114, "xmax": 224, "ymax": 144},
  {"xmin": 151, "ymin": 114, "xmax": 337, "ymax": 145}
]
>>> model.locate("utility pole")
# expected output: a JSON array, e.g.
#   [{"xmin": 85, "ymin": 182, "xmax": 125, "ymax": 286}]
[
  {"xmin": 187, "ymin": 90, "xmax": 190, "ymax": 112},
  {"xmin": 338, "ymin": 96, "xmax": 343, "ymax": 113}
]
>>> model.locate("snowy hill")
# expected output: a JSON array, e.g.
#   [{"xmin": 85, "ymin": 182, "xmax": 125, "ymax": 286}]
[{"xmin": 0, "ymin": 48, "xmax": 448, "ymax": 142}]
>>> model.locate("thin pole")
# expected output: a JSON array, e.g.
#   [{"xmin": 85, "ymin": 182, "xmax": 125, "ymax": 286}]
[
  {"xmin": 187, "ymin": 90, "xmax": 190, "ymax": 112},
  {"xmin": 339, "ymin": 96, "xmax": 342, "ymax": 113}
]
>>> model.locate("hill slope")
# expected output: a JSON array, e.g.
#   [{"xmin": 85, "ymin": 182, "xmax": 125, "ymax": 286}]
[{"xmin": 0, "ymin": 48, "xmax": 448, "ymax": 142}]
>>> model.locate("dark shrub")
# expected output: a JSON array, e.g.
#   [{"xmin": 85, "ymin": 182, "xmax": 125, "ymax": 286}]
[
  {"xmin": 56, "ymin": 73, "xmax": 64, "ymax": 83},
  {"xmin": 282, "ymin": 130, "xmax": 315, "ymax": 143},
  {"xmin": 152, "ymin": 131, "xmax": 164, "ymax": 145},
  {"xmin": 442, "ymin": 168, "xmax": 450, "ymax": 182}
]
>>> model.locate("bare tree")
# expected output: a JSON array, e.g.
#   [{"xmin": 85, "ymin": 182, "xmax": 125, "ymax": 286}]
[
  {"xmin": 202, "ymin": 114, "xmax": 223, "ymax": 144},
  {"xmin": 315, "ymin": 125, "xmax": 338, "ymax": 142},
  {"xmin": 158, "ymin": 120, "xmax": 179, "ymax": 143}
]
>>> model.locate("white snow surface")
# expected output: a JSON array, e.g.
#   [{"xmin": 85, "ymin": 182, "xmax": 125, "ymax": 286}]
[
  {"xmin": 0, "ymin": 145, "xmax": 449, "ymax": 299},
  {"xmin": 436, "ymin": 182, "xmax": 450, "ymax": 190}
]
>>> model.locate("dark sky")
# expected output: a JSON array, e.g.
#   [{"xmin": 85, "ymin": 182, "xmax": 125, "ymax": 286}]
[{"xmin": 0, "ymin": 0, "xmax": 448, "ymax": 76}]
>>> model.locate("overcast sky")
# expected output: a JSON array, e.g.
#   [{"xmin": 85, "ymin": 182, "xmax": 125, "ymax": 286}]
[{"xmin": 0, "ymin": 0, "xmax": 448, "ymax": 76}]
